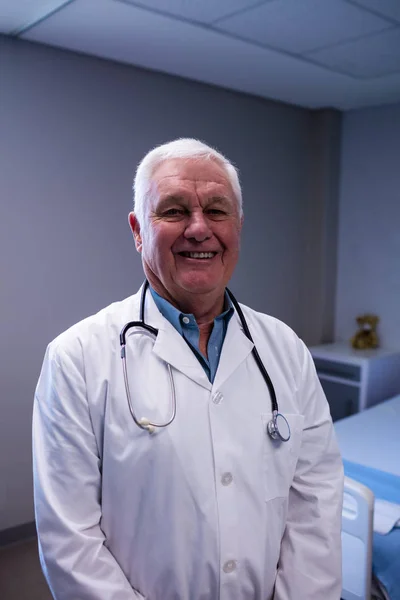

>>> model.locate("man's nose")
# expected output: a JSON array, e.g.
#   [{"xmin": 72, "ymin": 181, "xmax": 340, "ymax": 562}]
[{"xmin": 184, "ymin": 212, "xmax": 212, "ymax": 242}]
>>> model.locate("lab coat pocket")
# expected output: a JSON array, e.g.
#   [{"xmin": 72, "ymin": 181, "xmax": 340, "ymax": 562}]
[{"xmin": 261, "ymin": 413, "xmax": 304, "ymax": 502}]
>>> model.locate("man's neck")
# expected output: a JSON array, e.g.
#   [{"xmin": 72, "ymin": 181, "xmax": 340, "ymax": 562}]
[{"xmin": 146, "ymin": 276, "xmax": 225, "ymax": 325}]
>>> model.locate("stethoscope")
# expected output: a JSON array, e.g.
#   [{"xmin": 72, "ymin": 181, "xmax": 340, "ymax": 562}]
[{"xmin": 120, "ymin": 280, "xmax": 291, "ymax": 442}]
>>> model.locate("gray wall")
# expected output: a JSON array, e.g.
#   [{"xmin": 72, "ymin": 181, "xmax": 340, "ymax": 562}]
[
  {"xmin": 0, "ymin": 36, "xmax": 334, "ymax": 530},
  {"xmin": 301, "ymin": 110, "xmax": 341, "ymax": 347},
  {"xmin": 335, "ymin": 103, "xmax": 400, "ymax": 350}
]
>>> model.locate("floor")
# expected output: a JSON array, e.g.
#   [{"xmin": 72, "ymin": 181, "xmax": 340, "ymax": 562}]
[
  {"xmin": 0, "ymin": 538, "xmax": 52, "ymax": 600},
  {"xmin": 0, "ymin": 539, "xmax": 387, "ymax": 600}
]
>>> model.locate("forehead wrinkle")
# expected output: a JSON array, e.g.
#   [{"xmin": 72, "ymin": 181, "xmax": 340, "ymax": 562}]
[
  {"xmin": 151, "ymin": 169, "xmax": 236, "ymax": 212},
  {"xmin": 151, "ymin": 157, "xmax": 235, "ymax": 200},
  {"xmin": 156, "ymin": 174, "xmax": 227, "ymax": 182},
  {"xmin": 156, "ymin": 175, "xmax": 233, "ymax": 195},
  {"xmin": 157, "ymin": 181, "xmax": 230, "ymax": 196}
]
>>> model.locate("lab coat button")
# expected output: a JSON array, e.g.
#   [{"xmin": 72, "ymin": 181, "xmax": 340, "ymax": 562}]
[
  {"xmin": 221, "ymin": 472, "xmax": 233, "ymax": 486},
  {"xmin": 223, "ymin": 560, "xmax": 237, "ymax": 573},
  {"xmin": 212, "ymin": 392, "xmax": 222, "ymax": 404}
]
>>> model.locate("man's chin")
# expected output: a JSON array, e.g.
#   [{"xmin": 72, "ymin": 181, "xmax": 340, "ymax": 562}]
[{"xmin": 178, "ymin": 276, "xmax": 222, "ymax": 296}]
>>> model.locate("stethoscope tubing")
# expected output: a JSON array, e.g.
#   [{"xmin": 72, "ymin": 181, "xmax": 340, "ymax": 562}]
[
  {"xmin": 121, "ymin": 328, "xmax": 176, "ymax": 432},
  {"xmin": 225, "ymin": 288, "xmax": 278, "ymax": 414},
  {"xmin": 120, "ymin": 281, "xmax": 290, "ymax": 441}
]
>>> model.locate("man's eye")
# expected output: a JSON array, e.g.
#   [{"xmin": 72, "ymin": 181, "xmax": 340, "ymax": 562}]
[
  {"xmin": 163, "ymin": 208, "xmax": 184, "ymax": 216},
  {"xmin": 207, "ymin": 209, "xmax": 225, "ymax": 215}
]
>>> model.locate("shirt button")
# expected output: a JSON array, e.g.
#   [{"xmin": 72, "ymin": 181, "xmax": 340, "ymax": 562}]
[
  {"xmin": 221, "ymin": 472, "xmax": 233, "ymax": 486},
  {"xmin": 223, "ymin": 560, "xmax": 237, "ymax": 573},
  {"xmin": 182, "ymin": 316, "xmax": 190, "ymax": 324},
  {"xmin": 212, "ymin": 392, "xmax": 222, "ymax": 404}
]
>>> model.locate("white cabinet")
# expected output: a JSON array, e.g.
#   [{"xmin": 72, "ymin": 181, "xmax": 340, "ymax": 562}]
[{"xmin": 308, "ymin": 343, "xmax": 400, "ymax": 421}]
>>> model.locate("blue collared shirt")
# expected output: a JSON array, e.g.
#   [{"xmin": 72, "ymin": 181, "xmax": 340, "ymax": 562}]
[{"xmin": 150, "ymin": 287, "xmax": 234, "ymax": 383}]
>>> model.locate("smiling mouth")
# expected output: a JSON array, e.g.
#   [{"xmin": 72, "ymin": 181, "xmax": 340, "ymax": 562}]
[{"xmin": 178, "ymin": 251, "xmax": 217, "ymax": 259}]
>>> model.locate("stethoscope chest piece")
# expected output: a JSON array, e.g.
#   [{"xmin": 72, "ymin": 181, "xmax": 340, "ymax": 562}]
[{"xmin": 267, "ymin": 411, "xmax": 291, "ymax": 442}]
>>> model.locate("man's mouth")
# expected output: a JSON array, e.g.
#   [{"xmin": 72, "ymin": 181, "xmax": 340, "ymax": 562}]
[{"xmin": 178, "ymin": 251, "xmax": 217, "ymax": 259}]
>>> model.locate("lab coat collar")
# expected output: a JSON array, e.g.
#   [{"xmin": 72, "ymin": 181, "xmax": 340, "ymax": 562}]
[
  {"xmin": 143, "ymin": 288, "xmax": 212, "ymax": 391},
  {"xmin": 212, "ymin": 310, "xmax": 254, "ymax": 389},
  {"xmin": 138, "ymin": 285, "xmax": 254, "ymax": 391}
]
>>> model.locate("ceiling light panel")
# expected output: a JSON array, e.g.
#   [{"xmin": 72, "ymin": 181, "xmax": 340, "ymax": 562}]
[
  {"xmin": 348, "ymin": 0, "xmax": 400, "ymax": 24},
  {"xmin": 114, "ymin": 0, "xmax": 272, "ymax": 25},
  {"xmin": 307, "ymin": 28, "xmax": 400, "ymax": 79},
  {"xmin": 216, "ymin": 0, "xmax": 393, "ymax": 54}
]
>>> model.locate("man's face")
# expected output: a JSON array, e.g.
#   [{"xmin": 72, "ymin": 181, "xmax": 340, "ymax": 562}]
[{"xmin": 129, "ymin": 157, "xmax": 243, "ymax": 302}]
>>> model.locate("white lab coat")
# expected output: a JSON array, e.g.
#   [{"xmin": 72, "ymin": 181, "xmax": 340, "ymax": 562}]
[{"xmin": 33, "ymin": 285, "xmax": 344, "ymax": 600}]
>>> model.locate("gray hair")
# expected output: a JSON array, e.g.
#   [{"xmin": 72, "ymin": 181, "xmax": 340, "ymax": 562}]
[{"xmin": 133, "ymin": 138, "xmax": 243, "ymax": 225}]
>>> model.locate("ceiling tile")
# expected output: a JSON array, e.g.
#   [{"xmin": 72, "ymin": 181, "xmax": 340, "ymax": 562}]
[
  {"xmin": 17, "ymin": 0, "xmax": 400, "ymax": 109},
  {"xmin": 22, "ymin": 0, "xmax": 354, "ymax": 109},
  {"xmin": 216, "ymin": 0, "xmax": 392, "ymax": 54},
  {"xmin": 114, "ymin": 0, "xmax": 272, "ymax": 25},
  {"xmin": 307, "ymin": 28, "xmax": 400, "ymax": 78},
  {"xmin": 348, "ymin": 0, "xmax": 400, "ymax": 24},
  {"xmin": 0, "ymin": 0, "xmax": 66, "ymax": 34}
]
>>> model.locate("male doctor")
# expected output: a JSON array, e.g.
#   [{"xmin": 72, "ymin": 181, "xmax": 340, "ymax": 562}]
[{"xmin": 33, "ymin": 138, "xmax": 344, "ymax": 600}]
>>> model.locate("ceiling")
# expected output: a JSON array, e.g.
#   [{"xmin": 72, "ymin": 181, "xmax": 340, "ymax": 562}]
[{"xmin": 2, "ymin": 0, "xmax": 400, "ymax": 110}]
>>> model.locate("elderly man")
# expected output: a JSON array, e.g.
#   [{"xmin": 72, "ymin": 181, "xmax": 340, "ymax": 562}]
[{"xmin": 33, "ymin": 138, "xmax": 343, "ymax": 600}]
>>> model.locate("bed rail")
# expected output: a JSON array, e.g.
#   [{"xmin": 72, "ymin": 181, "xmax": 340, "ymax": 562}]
[{"xmin": 341, "ymin": 476, "xmax": 374, "ymax": 600}]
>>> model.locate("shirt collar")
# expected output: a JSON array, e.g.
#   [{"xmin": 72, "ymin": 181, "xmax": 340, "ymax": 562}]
[{"xmin": 149, "ymin": 287, "xmax": 233, "ymax": 333}]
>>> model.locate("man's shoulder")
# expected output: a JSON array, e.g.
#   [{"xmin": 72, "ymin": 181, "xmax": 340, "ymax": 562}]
[
  {"xmin": 238, "ymin": 302, "xmax": 300, "ymax": 343},
  {"xmin": 47, "ymin": 291, "xmax": 140, "ymax": 360},
  {"xmin": 238, "ymin": 302, "xmax": 310, "ymax": 379}
]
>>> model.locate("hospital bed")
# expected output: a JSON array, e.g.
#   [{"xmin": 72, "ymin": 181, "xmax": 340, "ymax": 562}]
[{"xmin": 334, "ymin": 394, "xmax": 400, "ymax": 600}]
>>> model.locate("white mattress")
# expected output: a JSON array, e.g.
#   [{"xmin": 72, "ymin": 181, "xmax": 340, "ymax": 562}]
[{"xmin": 334, "ymin": 395, "xmax": 400, "ymax": 477}]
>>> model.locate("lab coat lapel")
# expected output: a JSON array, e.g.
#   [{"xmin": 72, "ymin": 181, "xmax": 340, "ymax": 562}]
[
  {"xmin": 145, "ymin": 292, "xmax": 212, "ymax": 391},
  {"xmin": 213, "ymin": 312, "xmax": 254, "ymax": 389}
]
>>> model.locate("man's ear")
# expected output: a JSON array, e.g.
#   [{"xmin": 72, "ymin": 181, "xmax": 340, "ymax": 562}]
[{"xmin": 128, "ymin": 212, "xmax": 143, "ymax": 253}]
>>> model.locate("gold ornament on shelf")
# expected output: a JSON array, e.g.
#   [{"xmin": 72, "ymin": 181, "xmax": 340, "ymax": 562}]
[{"xmin": 351, "ymin": 314, "xmax": 379, "ymax": 350}]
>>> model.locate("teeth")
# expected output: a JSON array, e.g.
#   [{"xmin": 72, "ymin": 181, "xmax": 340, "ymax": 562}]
[{"xmin": 183, "ymin": 252, "xmax": 215, "ymax": 259}]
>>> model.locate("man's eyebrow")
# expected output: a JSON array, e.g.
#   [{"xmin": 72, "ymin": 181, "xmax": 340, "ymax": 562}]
[
  {"xmin": 204, "ymin": 195, "xmax": 233, "ymax": 206},
  {"xmin": 207, "ymin": 195, "xmax": 230, "ymax": 202},
  {"xmin": 157, "ymin": 195, "xmax": 186, "ymax": 206},
  {"xmin": 155, "ymin": 194, "xmax": 233, "ymax": 210}
]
